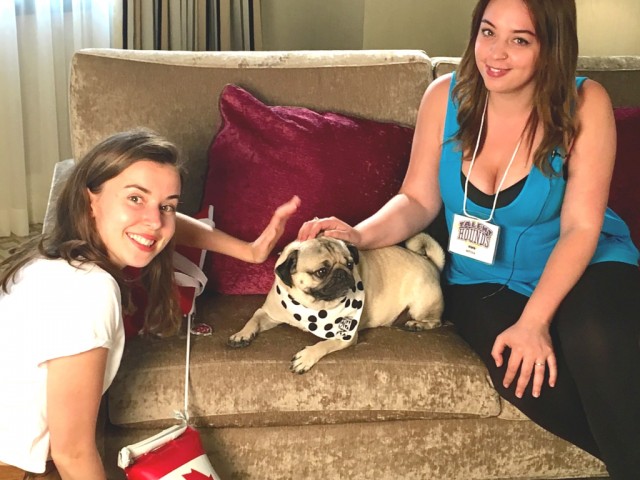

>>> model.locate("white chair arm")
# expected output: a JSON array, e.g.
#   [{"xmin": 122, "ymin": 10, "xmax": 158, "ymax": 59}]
[{"xmin": 42, "ymin": 159, "xmax": 75, "ymax": 235}]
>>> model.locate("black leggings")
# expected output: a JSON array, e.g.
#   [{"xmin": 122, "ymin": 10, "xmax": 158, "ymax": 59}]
[{"xmin": 444, "ymin": 262, "xmax": 640, "ymax": 479}]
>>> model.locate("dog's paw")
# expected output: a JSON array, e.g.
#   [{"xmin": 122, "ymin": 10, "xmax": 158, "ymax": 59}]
[
  {"xmin": 402, "ymin": 318, "xmax": 442, "ymax": 332},
  {"xmin": 290, "ymin": 346, "xmax": 322, "ymax": 374},
  {"xmin": 227, "ymin": 331, "xmax": 257, "ymax": 348}
]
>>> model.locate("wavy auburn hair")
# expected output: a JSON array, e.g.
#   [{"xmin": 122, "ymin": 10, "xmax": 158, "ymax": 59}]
[
  {"xmin": 453, "ymin": 0, "xmax": 579, "ymax": 175},
  {"xmin": 0, "ymin": 129, "xmax": 184, "ymax": 336}
]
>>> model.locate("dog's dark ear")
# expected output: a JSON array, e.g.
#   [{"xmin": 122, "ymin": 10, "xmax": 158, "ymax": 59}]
[
  {"xmin": 346, "ymin": 243, "xmax": 360, "ymax": 265},
  {"xmin": 275, "ymin": 250, "xmax": 299, "ymax": 287}
]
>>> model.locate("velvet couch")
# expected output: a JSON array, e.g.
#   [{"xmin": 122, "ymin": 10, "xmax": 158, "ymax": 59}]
[{"xmin": 50, "ymin": 49, "xmax": 640, "ymax": 479}]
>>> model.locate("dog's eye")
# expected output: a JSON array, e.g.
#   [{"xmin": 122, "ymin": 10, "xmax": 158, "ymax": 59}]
[
  {"xmin": 346, "ymin": 261, "xmax": 354, "ymax": 270},
  {"xmin": 314, "ymin": 268, "xmax": 328, "ymax": 279}
]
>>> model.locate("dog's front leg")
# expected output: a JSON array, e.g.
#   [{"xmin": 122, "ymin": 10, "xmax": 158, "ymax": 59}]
[
  {"xmin": 290, "ymin": 334, "xmax": 358, "ymax": 374},
  {"xmin": 228, "ymin": 308, "xmax": 279, "ymax": 348}
]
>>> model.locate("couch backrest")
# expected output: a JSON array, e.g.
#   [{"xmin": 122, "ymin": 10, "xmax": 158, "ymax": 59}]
[
  {"xmin": 69, "ymin": 49, "xmax": 640, "ymax": 215},
  {"xmin": 431, "ymin": 56, "xmax": 640, "ymax": 108},
  {"xmin": 69, "ymin": 49, "xmax": 432, "ymax": 214}
]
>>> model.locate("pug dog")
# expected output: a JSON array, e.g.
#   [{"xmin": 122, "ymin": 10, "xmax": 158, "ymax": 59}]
[{"xmin": 228, "ymin": 233, "xmax": 445, "ymax": 373}]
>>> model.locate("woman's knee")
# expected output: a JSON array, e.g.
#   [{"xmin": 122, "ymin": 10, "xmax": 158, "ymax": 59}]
[{"xmin": 555, "ymin": 263, "xmax": 640, "ymax": 375}]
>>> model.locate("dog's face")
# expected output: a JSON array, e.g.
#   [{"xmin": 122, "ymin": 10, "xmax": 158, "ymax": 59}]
[{"xmin": 275, "ymin": 237, "xmax": 360, "ymax": 309}]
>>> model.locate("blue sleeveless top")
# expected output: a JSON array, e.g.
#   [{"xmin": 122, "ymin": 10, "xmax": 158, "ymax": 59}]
[{"xmin": 440, "ymin": 74, "xmax": 639, "ymax": 296}]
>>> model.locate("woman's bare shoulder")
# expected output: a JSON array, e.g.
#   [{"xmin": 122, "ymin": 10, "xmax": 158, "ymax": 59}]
[
  {"xmin": 425, "ymin": 73, "xmax": 453, "ymax": 101},
  {"xmin": 577, "ymin": 78, "xmax": 613, "ymax": 114},
  {"xmin": 418, "ymin": 73, "xmax": 453, "ymax": 122}
]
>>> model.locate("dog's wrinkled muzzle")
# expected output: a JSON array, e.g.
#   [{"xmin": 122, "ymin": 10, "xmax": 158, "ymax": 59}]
[{"xmin": 311, "ymin": 268, "xmax": 355, "ymax": 301}]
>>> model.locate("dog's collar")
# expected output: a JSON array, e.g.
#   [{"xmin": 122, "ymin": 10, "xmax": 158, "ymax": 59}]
[{"xmin": 275, "ymin": 270, "xmax": 365, "ymax": 342}]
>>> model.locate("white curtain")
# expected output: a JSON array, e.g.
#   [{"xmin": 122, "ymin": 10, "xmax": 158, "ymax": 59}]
[{"xmin": 0, "ymin": 0, "xmax": 114, "ymax": 237}]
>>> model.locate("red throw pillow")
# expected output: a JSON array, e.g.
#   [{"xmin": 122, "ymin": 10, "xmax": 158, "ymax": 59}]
[
  {"xmin": 610, "ymin": 107, "xmax": 640, "ymax": 249},
  {"xmin": 201, "ymin": 84, "xmax": 414, "ymax": 294}
]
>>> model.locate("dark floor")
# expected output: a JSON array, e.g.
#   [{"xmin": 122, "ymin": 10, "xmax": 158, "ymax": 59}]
[{"xmin": 0, "ymin": 224, "xmax": 42, "ymax": 262}]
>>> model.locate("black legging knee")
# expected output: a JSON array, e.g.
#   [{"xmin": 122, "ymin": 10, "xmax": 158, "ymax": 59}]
[{"xmin": 444, "ymin": 262, "xmax": 640, "ymax": 479}]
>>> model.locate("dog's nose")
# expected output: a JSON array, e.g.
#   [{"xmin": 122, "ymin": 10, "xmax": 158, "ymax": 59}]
[
  {"xmin": 331, "ymin": 268, "xmax": 355, "ymax": 287},
  {"xmin": 312, "ymin": 268, "xmax": 355, "ymax": 301}
]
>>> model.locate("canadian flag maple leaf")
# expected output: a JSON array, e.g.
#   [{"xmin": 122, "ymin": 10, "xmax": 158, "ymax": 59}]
[{"xmin": 182, "ymin": 470, "xmax": 214, "ymax": 480}]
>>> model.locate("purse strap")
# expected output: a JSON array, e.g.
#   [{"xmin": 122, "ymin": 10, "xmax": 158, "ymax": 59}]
[
  {"xmin": 175, "ymin": 251, "xmax": 207, "ymax": 422},
  {"xmin": 183, "ymin": 309, "xmax": 195, "ymax": 421},
  {"xmin": 175, "ymin": 206, "xmax": 214, "ymax": 421},
  {"xmin": 173, "ymin": 253, "xmax": 208, "ymax": 295}
]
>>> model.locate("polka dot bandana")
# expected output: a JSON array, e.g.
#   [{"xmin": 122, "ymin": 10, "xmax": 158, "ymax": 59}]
[{"xmin": 274, "ymin": 269, "xmax": 365, "ymax": 341}]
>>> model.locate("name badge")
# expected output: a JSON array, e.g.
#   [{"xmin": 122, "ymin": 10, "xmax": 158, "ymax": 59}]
[{"xmin": 448, "ymin": 213, "xmax": 500, "ymax": 265}]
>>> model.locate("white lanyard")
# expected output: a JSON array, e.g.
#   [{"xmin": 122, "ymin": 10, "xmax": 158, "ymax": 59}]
[
  {"xmin": 462, "ymin": 96, "xmax": 523, "ymax": 223},
  {"xmin": 449, "ymin": 95, "xmax": 525, "ymax": 265}
]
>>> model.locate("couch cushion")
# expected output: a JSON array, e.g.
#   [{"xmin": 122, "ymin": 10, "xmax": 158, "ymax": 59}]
[
  {"xmin": 201, "ymin": 84, "xmax": 414, "ymax": 294},
  {"xmin": 105, "ymin": 417, "xmax": 605, "ymax": 480},
  {"xmin": 108, "ymin": 294, "xmax": 501, "ymax": 428}
]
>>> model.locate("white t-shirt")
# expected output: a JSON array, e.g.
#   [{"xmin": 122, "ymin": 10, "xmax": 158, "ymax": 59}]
[{"xmin": 0, "ymin": 258, "xmax": 125, "ymax": 473}]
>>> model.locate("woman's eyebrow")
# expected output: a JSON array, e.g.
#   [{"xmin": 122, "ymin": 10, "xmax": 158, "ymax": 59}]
[
  {"xmin": 125, "ymin": 184, "xmax": 180, "ymax": 200},
  {"xmin": 124, "ymin": 183, "xmax": 146, "ymax": 191},
  {"xmin": 481, "ymin": 19, "xmax": 497, "ymax": 28},
  {"xmin": 481, "ymin": 18, "xmax": 536, "ymax": 36}
]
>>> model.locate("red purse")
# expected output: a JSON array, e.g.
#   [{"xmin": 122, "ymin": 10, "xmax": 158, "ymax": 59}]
[{"xmin": 118, "ymin": 421, "xmax": 220, "ymax": 480}]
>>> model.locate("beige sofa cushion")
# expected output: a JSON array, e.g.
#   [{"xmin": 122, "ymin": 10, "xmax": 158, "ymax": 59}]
[
  {"xmin": 108, "ymin": 295, "xmax": 502, "ymax": 428},
  {"xmin": 106, "ymin": 417, "xmax": 605, "ymax": 480}
]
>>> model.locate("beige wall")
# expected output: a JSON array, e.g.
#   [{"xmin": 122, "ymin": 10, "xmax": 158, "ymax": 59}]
[
  {"xmin": 260, "ymin": 0, "xmax": 640, "ymax": 56},
  {"xmin": 361, "ymin": 0, "xmax": 476, "ymax": 56},
  {"xmin": 577, "ymin": 0, "xmax": 640, "ymax": 56},
  {"xmin": 261, "ymin": 0, "xmax": 365, "ymax": 50}
]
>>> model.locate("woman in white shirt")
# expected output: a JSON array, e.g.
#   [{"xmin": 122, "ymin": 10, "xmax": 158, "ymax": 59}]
[
  {"xmin": 0, "ymin": 129, "xmax": 185, "ymax": 480},
  {"xmin": 0, "ymin": 128, "xmax": 299, "ymax": 480}
]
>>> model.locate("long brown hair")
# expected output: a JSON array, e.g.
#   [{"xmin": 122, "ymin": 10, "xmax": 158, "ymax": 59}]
[
  {"xmin": 453, "ymin": 0, "xmax": 579, "ymax": 175},
  {"xmin": 0, "ymin": 129, "xmax": 184, "ymax": 336}
]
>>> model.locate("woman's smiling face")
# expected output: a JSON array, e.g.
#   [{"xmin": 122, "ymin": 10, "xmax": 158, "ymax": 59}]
[
  {"xmin": 88, "ymin": 159, "xmax": 181, "ymax": 269},
  {"xmin": 474, "ymin": 0, "xmax": 540, "ymax": 97}
]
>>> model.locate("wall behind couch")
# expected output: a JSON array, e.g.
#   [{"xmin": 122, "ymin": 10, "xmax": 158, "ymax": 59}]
[{"xmin": 260, "ymin": 0, "xmax": 640, "ymax": 57}]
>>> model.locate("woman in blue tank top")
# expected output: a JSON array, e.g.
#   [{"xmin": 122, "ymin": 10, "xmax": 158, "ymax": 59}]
[{"xmin": 298, "ymin": 0, "xmax": 640, "ymax": 477}]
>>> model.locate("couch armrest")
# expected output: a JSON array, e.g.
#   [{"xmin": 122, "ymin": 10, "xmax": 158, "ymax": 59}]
[{"xmin": 42, "ymin": 159, "xmax": 75, "ymax": 235}]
